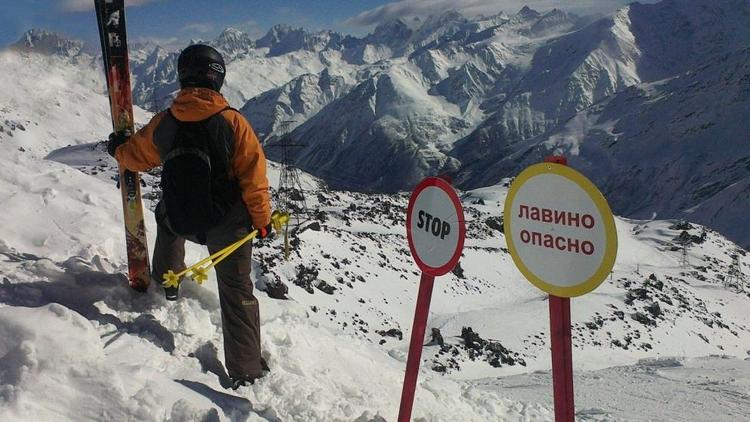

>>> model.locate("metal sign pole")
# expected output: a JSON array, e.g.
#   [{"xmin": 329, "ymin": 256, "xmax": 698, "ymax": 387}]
[
  {"xmin": 549, "ymin": 295, "xmax": 575, "ymax": 421},
  {"xmin": 398, "ymin": 272, "xmax": 436, "ymax": 422},
  {"xmin": 544, "ymin": 155, "xmax": 574, "ymax": 421},
  {"xmin": 504, "ymin": 155, "xmax": 617, "ymax": 422},
  {"xmin": 401, "ymin": 176, "xmax": 466, "ymax": 421}
]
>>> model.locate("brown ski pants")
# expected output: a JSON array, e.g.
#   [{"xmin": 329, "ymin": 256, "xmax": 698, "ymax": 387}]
[{"xmin": 152, "ymin": 201, "xmax": 263, "ymax": 378}]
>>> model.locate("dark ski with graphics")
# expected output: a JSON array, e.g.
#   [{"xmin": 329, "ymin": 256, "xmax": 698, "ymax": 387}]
[{"xmin": 95, "ymin": 0, "xmax": 150, "ymax": 292}]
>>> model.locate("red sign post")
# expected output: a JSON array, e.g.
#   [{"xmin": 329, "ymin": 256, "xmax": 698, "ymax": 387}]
[
  {"xmin": 398, "ymin": 273, "xmax": 435, "ymax": 421},
  {"xmin": 545, "ymin": 156, "xmax": 575, "ymax": 421},
  {"xmin": 503, "ymin": 156, "xmax": 618, "ymax": 421},
  {"xmin": 549, "ymin": 294, "xmax": 574, "ymax": 421},
  {"xmin": 399, "ymin": 177, "xmax": 466, "ymax": 422}
]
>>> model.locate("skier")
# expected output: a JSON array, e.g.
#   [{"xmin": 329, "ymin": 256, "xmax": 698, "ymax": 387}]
[{"xmin": 107, "ymin": 44, "xmax": 271, "ymax": 388}]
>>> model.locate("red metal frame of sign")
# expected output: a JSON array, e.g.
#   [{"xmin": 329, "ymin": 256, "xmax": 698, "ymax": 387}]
[{"xmin": 406, "ymin": 177, "xmax": 466, "ymax": 276}]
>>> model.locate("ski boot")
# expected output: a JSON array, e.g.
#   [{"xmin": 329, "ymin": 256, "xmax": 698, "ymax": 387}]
[
  {"xmin": 230, "ymin": 358, "xmax": 270, "ymax": 390},
  {"xmin": 164, "ymin": 284, "xmax": 179, "ymax": 301},
  {"xmin": 161, "ymin": 270, "xmax": 182, "ymax": 301}
]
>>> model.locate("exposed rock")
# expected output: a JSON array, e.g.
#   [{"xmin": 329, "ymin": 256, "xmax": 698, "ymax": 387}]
[{"xmin": 377, "ymin": 328, "xmax": 403, "ymax": 340}]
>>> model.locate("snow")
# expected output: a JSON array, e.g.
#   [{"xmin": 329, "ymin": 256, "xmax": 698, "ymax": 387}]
[
  {"xmin": 481, "ymin": 356, "xmax": 750, "ymax": 422},
  {"xmin": 223, "ymin": 50, "xmax": 328, "ymax": 107},
  {"xmin": 4, "ymin": 119, "xmax": 749, "ymax": 420},
  {"xmin": 543, "ymin": 103, "xmax": 620, "ymax": 156}
]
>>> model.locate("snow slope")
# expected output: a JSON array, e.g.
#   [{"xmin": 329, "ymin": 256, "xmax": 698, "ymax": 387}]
[{"xmin": 4, "ymin": 130, "xmax": 750, "ymax": 421}]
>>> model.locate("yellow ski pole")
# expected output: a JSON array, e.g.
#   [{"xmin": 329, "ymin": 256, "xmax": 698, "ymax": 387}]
[
  {"xmin": 162, "ymin": 211, "xmax": 290, "ymax": 287},
  {"xmin": 190, "ymin": 230, "xmax": 259, "ymax": 283},
  {"xmin": 162, "ymin": 235, "xmax": 249, "ymax": 287}
]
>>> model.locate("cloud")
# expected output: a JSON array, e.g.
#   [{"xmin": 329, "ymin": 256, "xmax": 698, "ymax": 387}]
[
  {"xmin": 131, "ymin": 35, "xmax": 182, "ymax": 49},
  {"xmin": 180, "ymin": 23, "xmax": 216, "ymax": 35},
  {"xmin": 60, "ymin": 0, "xmax": 163, "ymax": 13},
  {"xmin": 345, "ymin": 0, "xmax": 656, "ymax": 27},
  {"xmin": 234, "ymin": 20, "xmax": 265, "ymax": 38}
]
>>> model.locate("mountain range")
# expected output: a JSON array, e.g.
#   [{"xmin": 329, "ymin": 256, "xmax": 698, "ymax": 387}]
[{"xmin": 4, "ymin": 0, "xmax": 750, "ymax": 249}]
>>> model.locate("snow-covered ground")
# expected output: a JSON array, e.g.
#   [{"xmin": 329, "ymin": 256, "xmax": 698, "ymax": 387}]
[
  {"xmin": 480, "ymin": 356, "xmax": 750, "ymax": 422},
  {"xmin": 2, "ymin": 34, "xmax": 750, "ymax": 422}
]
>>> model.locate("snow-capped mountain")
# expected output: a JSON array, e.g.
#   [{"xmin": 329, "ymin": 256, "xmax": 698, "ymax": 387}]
[
  {"xmin": 212, "ymin": 27, "xmax": 257, "ymax": 60},
  {"xmin": 239, "ymin": 68, "xmax": 350, "ymax": 139},
  {"xmin": 10, "ymin": 28, "xmax": 85, "ymax": 57},
  {"xmin": 255, "ymin": 25, "xmax": 346, "ymax": 57},
  {"xmin": 130, "ymin": 46, "xmax": 179, "ymax": 111},
  {"xmin": 453, "ymin": 0, "xmax": 750, "ymax": 164},
  {"xmin": 268, "ymin": 7, "xmax": 580, "ymax": 191},
  {"xmin": 277, "ymin": 68, "xmax": 467, "ymax": 192},
  {"xmin": 458, "ymin": 46, "xmax": 750, "ymax": 251},
  {"xmin": 453, "ymin": 0, "xmax": 750, "ymax": 247},
  {"xmin": 4, "ymin": 0, "xmax": 749, "ymax": 249}
]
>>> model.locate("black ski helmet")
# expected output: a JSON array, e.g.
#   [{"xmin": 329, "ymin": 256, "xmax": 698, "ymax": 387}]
[{"xmin": 177, "ymin": 44, "xmax": 226, "ymax": 92}]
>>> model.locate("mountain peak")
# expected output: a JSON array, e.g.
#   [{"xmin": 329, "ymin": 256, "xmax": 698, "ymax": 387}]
[
  {"xmin": 256, "ymin": 24, "xmax": 306, "ymax": 48},
  {"xmin": 517, "ymin": 5, "xmax": 541, "ymax": 20},
  {"xmin": 219, "ymin": 27, "xmax": 244, "ymax": 37},
  {"xmin": 412, "ymin": 9, "xmax": 468, "ymax": 45},
  {"xmin": 12, "ymin": 29, "xmax": 84, "ymax": 57},
  {"xmin": 212, "ymin": 27, "xmax": 255, "ymax": 58},
  {"xmin": 373, "ymin": 19, "xmax": 408, "ymax": 32},
  {"xmin": 260, "ymin": 24, "xmax": 300, "ymax": 39},
  {"xmin": 369, "ymin": 19, "xmax": 413, "ymax": 47},
  {"xmin": 255, "ymin": 24, "xmax": 341, "ymax": 56},
  {"xmin": 437, "ymin": 9, "xmax": 467, "ymax": 23}
]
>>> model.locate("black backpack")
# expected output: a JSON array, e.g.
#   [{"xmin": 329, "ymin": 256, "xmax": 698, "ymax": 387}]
[{"xmin": 160, "ymin": 107, "xmax": 240, "ymax": 237}]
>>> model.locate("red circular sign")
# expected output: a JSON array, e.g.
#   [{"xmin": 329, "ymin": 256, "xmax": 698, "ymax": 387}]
[{"xmin": 406, "ymin": 177, "xmax": 466, "ymax": 276}]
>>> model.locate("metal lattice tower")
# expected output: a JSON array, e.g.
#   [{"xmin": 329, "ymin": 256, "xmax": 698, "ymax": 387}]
[
  {"xmin": 679, "ymin": 242, "xmax": 690, "ymax": 268},
  {"xmin": 726, "ymin": 253, "xmax": 746, "ymax": 290},
  {"xmin": 270, "ymin": 121, "xmax": 308, "ymax": 227},
  {"xmin": 674, "ymin": 228, "xmax": 692, "ymax": 268}
]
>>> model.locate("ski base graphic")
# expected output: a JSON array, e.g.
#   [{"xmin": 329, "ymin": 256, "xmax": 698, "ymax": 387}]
[{"xmin": 96, "ymin": 0, "xmax": 150, "ymax": 291}]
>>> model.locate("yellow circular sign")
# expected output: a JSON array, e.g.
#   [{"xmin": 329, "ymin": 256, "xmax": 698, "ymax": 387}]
[{"xmin": 503, "ymin": 163, "xmax": 618, "ymax": 297}]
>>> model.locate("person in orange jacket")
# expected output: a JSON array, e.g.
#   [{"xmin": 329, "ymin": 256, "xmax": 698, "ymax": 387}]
[{"xmin": 108, "ymin": 44, "xmax": 270, "ymax": 389}]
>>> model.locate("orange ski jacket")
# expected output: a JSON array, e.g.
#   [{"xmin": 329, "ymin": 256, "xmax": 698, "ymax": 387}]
[{"xmin": 114, "ymin": 87, "xmax": 271, "ymax": 229}]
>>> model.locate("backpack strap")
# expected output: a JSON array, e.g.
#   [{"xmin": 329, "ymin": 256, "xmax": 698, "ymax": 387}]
[
  {"xmin": 213, "ymin": 106, "xmax": 234, "ymax": 119},
  {"xmin": 167, "ymin": 106, "xmax": 232, "ymax": 123},
  {"xmin": 163, "ymin": 147, "xmax": 212, "ymax": 170},
  {"xmin": 215, "ymin": 106, "xmax": 240, "ymax": 120}
]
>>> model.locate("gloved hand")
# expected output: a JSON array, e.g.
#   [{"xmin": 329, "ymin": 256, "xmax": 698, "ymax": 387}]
[
  {"xmin": 107, "ymin": 130, "xmax": 131, "ymax": 157},
  {"xmin": 254, "ymin": 221, "xmax": 275, "ymax": 241}
]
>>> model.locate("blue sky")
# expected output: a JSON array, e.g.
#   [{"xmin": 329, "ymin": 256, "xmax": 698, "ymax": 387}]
[
  {"xmin": 0, "ymin": 0, "xmax": 385, "ymax": 47},
  {"xmin": 0, "ymin": 0, "xmax": 652, "ymax": 48}
]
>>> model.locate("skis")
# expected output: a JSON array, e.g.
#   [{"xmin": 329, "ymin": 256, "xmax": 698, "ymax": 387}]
[{"xmin": 95, "ymin": 0, "xmax": 150, "ymax": 292}]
